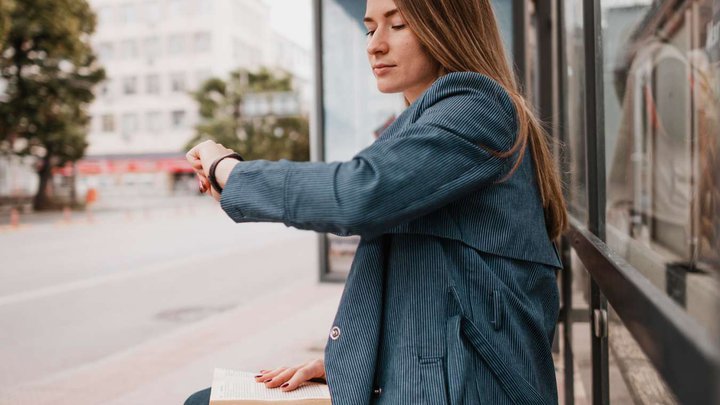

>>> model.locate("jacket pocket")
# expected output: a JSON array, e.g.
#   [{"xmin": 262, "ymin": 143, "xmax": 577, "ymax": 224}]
[
  {"xmin": 446, "ymin": 313, "xmax": 474, "ymax": 404},
  {"xmin": 419, "ymin": 355, "xmax": 449, "ymax": 405}
]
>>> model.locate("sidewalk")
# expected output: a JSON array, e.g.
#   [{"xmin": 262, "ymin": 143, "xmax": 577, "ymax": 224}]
[{"xmin": 0, "ymin": 273, "xmax": 344, "ymax": 404}]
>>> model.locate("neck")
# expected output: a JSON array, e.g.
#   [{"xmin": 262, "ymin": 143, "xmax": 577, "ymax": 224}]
[{"xmin": 403, "ymin": 72, "xmax": 443, "ymax": 104}]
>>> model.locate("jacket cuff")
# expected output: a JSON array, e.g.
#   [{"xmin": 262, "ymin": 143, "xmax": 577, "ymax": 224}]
[{"xmin": 219, "ymin": 160, "xmax": 289, "ymax": 223}]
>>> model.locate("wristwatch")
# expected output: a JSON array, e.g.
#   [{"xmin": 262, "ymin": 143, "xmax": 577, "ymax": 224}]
[{"xmin": 208, "ymin": 152, "xmax": 244, "ymax": 194}]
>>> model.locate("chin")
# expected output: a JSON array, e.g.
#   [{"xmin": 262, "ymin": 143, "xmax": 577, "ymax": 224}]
[{"xmin": 376, "ymin": 79, "xmax": 402, "ymax": 94}]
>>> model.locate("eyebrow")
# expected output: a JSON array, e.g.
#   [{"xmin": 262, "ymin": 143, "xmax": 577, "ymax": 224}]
[{"xmin": 363, "ymin": 8, "xmax": 399, "ymax": 23}]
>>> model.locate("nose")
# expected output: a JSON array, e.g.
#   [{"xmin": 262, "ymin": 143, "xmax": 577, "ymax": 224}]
[{"xmin": 366, "ymin": 30, "xmax": 388, "ymax": 56}]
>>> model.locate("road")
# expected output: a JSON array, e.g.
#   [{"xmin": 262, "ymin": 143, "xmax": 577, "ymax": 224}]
[{"xmin": 0, "ymin": 197, "xmax": 343, "ymax": 404}]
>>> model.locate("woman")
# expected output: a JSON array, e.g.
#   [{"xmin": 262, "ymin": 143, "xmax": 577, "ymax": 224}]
[{"xmin": 185, "ymin": 0, "xmax": 566, "ymax": 403}]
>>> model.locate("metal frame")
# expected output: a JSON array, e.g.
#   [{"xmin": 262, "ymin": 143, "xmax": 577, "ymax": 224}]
[
  {"xmin": 568, "ymin": 221, "xmax": 720, "ymax": 405},
  {"xmin": 553, "ymin": 0, "xmax": 576, "ymax": 401},
  {"xmin": 311, "ymin": 0, "xmax": 344, "ymax": 284},
  {"xmin": 581, "ymin": 1, "xmax": 610, "ymax": 404}
]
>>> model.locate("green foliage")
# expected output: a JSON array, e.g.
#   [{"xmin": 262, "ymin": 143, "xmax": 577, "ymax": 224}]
[
  {"xmin": 186, "ymin": 67, "xmax": 309, "ymax": 162},
  {"xmin": 0, "ymin": 0, "xmax": 105, "ymax": 209}
]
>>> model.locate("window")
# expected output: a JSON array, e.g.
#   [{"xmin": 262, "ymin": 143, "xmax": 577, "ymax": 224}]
[
  {"xmin": 101, "ymin": 114, "xmax": 115, "ymax": 133},
  {"xmin": 171, "ymin": 110, "xmax": 186, "ymax": 129},
  {"xmin": 193, "ymin": 32, "xmax": 212, "ymax": 53},
  {"xmin": 98, "ymin": 79, "xmax": 112, "ymax": 98},
  {"xmin": 97, "ymin": 6, "xmax": 114, "ymax": 26},
  {"xmin": 122, "ymin": 76, "xmax": 137, "ymax": 95},
  {"xmin": 169, "ymin": 72, "xmax": 186, "ymax": 92},
  {"xmin": 194, "ymin": 70, "xmax": 212, "ymax": 88},
  {"xmin": 145, "ymin": 74, "xmax": 160, "ymax": 94},
  {"xmin": 120, "ymin": 113, "xmax": 138, "ymax": 138},
  {"xmin": 168, "ymin": 0, "xmax": 190, "ymax": 17},
  {"xmin": 119, "ymin": 39, "xmax": 138, "ymax": 59},
  {"xmin": 142, "ymin": 36, "xmax": 161, "ymax": 59},
  {"xmin": 144, "ymin": 1, "xmax": 161, "ymax": 24},
  {"xmin": 167, "ymin": 34, "xmax": 185, "ymax": 55},
  {"xmin": 118, "ymin": 3, "xmax": 136, "ymax": 25},
  {"xmin": 96, "ymin": 42, "xmax": 114, "ymax": 61},
  {"xmin": 145, "ymin": 111, "xmax": 162, "ymax": 133}
]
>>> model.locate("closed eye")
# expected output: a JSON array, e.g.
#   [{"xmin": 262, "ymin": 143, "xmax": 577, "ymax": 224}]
[{"xmin": 365, "ymin": 24, "xmax": 406, "ymax": 37}]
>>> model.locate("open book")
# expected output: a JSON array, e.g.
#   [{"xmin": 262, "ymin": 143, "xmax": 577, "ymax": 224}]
[{"xmin": 209, "ymin": 368, "xmax": 331, "ymax": 405}]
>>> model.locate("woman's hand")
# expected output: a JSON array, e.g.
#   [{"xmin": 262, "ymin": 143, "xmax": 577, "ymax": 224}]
[
  {"xmin": 254, "ymin": 359, "xmax": 326, "ymax": 392},
  {"xmin": 185, "ymin": 140, "xmax": 237, "ymax": 201}
]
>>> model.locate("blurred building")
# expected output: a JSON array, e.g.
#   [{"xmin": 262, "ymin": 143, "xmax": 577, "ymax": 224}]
[{"xmin": 73, "ymin": 0, "xmax": 311, "ymax": 199}]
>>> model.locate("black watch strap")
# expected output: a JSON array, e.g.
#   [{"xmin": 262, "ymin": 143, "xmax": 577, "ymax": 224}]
[{"xmin": 208, "ymin": 152, "xmax": 244, "ymax": 194}]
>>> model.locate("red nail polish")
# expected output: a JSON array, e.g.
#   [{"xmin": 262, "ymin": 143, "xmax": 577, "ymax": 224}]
[{"xmin": 281, "ymin": 383, "xmax": 289, "ymax": 388}]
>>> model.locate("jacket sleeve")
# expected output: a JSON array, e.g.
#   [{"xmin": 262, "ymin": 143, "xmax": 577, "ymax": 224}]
[{"xmin": 219, "ymin": 73, "xmax": 518, "ymax": 239}]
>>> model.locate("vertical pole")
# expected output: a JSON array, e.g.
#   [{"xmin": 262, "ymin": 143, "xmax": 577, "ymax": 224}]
[
  {"xmin": 555, "ymin": 0, "xmax": 574, "ymax": 402},
  {"xmin": 582, "ymin": 1, "xmax": 608, "ymax": 404},
  {"xmin": 537, "ymin": 0, "xmax": 554, "ymax": 133},
  {"xmin": 312, "ymin": 0, "xmax": 330, "ymax": 282}
]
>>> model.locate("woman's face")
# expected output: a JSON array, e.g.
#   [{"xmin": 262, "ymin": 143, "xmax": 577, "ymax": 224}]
[{"xmin": 364, "ymin": 0, "xmax": 441, "ymax": 104}]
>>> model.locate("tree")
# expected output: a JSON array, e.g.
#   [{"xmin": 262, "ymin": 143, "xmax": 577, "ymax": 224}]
[
  {"xmin": 0, "ymin": 0, "xmax": 105, "ymax": 210},
  {"xmin": 186, "ymin": 67, "xmax": 310, "ymax": 162}
]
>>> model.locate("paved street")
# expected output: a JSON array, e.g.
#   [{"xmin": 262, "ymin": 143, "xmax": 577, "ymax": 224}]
[{"xmin": 0, "ymin": 197, "xmax": 344, "ymax": 404}]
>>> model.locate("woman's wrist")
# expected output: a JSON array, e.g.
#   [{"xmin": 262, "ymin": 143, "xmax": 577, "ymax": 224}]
[{"xmin": 215, "ymin": 158, "xmax": 241, "ymax": 190}]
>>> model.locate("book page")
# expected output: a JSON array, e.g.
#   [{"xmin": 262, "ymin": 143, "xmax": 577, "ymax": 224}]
[{"xmin": 209, "ymin": 368, "xmax": 331, "ymax": 403}]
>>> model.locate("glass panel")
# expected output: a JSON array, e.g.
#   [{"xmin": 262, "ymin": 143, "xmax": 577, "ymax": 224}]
[
  {"xmin": 562, "ymin": 0, "xmax": 589, "ymax": 223},
  {"xmin": 491, "ymin": 0, "xmax": 514, "ymax": 66},
  {"xmin": 319, "ymin": 0, "xmax": 405, "ymax": 276},
  {"xmin": 607, "ymin": 304, "xmax": 678, "ymax": 404},
  {"xmin": 318, "ymin": 0, "xmax": 524, "ymax": 277},
  {"xmin": 602, "ymin": 0, "xmax": 720, "ymax": 339}
]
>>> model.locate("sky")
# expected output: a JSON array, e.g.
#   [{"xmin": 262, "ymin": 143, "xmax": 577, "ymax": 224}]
[{"xmin": 266, "ymin": 0, "xmax": 313, "ymax": 51}]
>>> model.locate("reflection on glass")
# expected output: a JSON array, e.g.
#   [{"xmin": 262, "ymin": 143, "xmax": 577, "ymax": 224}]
[
  {"xmin": 603, "ymin": 0, "xmax": 719, "ymax": 339},
  {"xmin": 563, "ymin": 0, "xmax": 589, "ymax": 223}
]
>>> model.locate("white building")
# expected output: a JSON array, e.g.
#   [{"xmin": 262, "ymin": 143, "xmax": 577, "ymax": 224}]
[{"xmin": 87, "ymin": 0, "xmax": 311, "ymax": 156}]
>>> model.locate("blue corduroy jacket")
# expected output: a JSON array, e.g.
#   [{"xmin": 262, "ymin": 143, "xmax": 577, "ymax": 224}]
[{"xmin": 220, "ymin": 72, "xmax": 562, "ymax": 404}]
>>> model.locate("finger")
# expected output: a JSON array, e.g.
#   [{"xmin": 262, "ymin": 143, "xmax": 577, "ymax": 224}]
[
  {"xmin": 280, "ymin": 366, "xmax": 316, "ymax": 391},
  {"xmin": 265, "ymin": 367, "xmax": 298, "ymax": 388},
  {"xmin": 186, "ymin": 146, "xmax": 201, "ymax": 163},
  {"xmin": 255, "ymin": 367, "xmax": 287, "ymax": 383},
  {"xmin": 195, "ymin": 171, "xmax": 209, "ymax": 185},
  {"xmin": 189, "ymin": 158, "xmax": 204, "ymax": 171}
]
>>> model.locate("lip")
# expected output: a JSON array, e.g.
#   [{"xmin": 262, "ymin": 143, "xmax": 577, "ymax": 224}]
[{"xmin": 372, "ymin": 64, "xmax": 396, "ymax": 76}]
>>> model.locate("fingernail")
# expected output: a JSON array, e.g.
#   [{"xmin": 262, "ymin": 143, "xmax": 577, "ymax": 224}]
[
  {"xmin": 254, "ymin": 374, "xmax": 263, "ymax": 378},
  {"xmin": 281, "ymin": 383, "xmax": 289, "ymax": 388},
  {"xmin": 265, "ymin": 378, "xmax": 273, "ymax": 383}
]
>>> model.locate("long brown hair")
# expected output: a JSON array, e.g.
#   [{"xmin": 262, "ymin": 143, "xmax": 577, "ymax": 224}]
[{"xmin": 395, "ymin": 0, "xmax": 568, "ymax": 240}]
